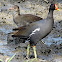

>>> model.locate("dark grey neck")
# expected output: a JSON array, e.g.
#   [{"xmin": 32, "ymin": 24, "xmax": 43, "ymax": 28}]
[
  {"xmin": 13, "ymin": 9, "xmax": 20, "ymax": 18},
  {"xmin": 17, "ymin": 9, "xmax": 20, "ymax": 15},
  {"xmin": 46, "ymin": 9, "xmax": 54, "ymax": 27},
  {"xmin": 47, "ymin": 9, "xmax": 54, "ymax": 18}
]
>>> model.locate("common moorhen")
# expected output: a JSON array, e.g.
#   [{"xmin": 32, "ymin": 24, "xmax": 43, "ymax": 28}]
[
  {"xmin": 9, "ymin": 5, "xmax": 42, "ymax": 27},
  {"xmin": 10, "ymin": 4, "xmax": 60, "ymax": 59}
]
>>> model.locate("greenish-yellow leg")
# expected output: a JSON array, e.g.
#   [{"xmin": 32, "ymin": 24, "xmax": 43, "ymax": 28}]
[
  {"xmin": 33, "ymin": 46, "xmax": 37, "ymax": 60},
  {"xmin": 27, "ymin": 44, "xmax": 30, "ymax": 59}
]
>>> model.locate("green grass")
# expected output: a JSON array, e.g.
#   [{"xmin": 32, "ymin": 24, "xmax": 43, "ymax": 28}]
[
  {"xmin": 8, "ymin": 53, "xmax": 16, "ymax": 62},
  {"xmin": 0, "ymin": 59, "xmax": 4, "ymax": 62},
  {"xmin": 0, "ymin": 53, "xmax": 16, "ymax": 62}
]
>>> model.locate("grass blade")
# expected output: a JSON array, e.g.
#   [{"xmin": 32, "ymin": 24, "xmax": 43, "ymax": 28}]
[
  {"xmin": 0, "ymin": 59, "xmax": 4, "ymax": 62},
  {"xmin": 8, "ymin": 53, "xmax": 16, "ymax": 62}
]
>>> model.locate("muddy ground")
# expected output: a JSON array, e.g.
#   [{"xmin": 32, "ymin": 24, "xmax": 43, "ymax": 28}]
[{"xmin": 0, "ymin": 0, "xmax": 62, "ymax": 62}]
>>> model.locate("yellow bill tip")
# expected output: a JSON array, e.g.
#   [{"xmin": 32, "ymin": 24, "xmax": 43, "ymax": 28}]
[{"xmin": 57, "ymin": 9, "xmax": 60, "ymax": 11}]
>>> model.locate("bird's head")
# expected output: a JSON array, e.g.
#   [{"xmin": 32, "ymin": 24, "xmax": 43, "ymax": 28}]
[
  {"xmin": 9, "ymin": 5, "xmax": 19, "ymax": 12},
  {"xmin": 49, "ymin": 4, "xmax": 60, "ymax": 11}
]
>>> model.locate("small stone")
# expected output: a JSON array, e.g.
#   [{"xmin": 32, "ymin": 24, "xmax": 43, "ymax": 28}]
[
  {"xmin": 21, "ymin": 0, "xmax": 25, "ymax": 2},
  {"xmin": 18, "ymin": 1, "xmax": 20, "ymax": 3},
  {"xmin": 4, "ymin": 4, "xmax": 5, "ymax": 6},
  {"xmin": 57, "ymin": 35, "xmax": 60, "ymax": 37},
  {"xmin": 2, "ymin": 17, "xmax": 3, "ymax": 19},
  {"xmin": 4, "ymin": 18, "xmax": 6, "ymax": 19},
  {"xmin": 9, "ymin": 17, "xmax": 10, "ymax": 18}
]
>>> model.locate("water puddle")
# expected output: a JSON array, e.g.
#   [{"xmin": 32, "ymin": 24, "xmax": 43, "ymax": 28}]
[{"xmin": 44, "ymin": 37, "xmax": 62, "ymax": 46}]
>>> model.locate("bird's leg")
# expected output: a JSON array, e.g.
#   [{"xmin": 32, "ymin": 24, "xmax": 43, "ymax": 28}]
[
  {"xmin": 33, "ymin": 46, "xmax": 37, "ymax": 60},
  {"xmin": 26, "ymin": 44, "xmax": 30, "ymax": 59}
]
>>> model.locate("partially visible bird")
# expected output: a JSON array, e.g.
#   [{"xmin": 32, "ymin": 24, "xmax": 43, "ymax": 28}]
[
  {"xmin": 9, "ymin": 5, "xmax": 43, "ymax": 27},
  {"xmin": 9, "ymin": 4, "xmax": 60, "ymax": 59}
]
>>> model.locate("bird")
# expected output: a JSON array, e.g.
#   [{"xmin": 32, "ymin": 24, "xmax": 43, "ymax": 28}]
[
  {"xmin": 9, "ymin": 5, "xmax": 43, "ymax": 27},
  {"xmin": 9, "ymin": 4, "xmax": 60, "ymax": 59}
]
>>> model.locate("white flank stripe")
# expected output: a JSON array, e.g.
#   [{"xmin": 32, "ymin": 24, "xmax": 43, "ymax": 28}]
[{"xmin": 29, "ymin": 28, "xmax": 40, "ymax": 37}]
